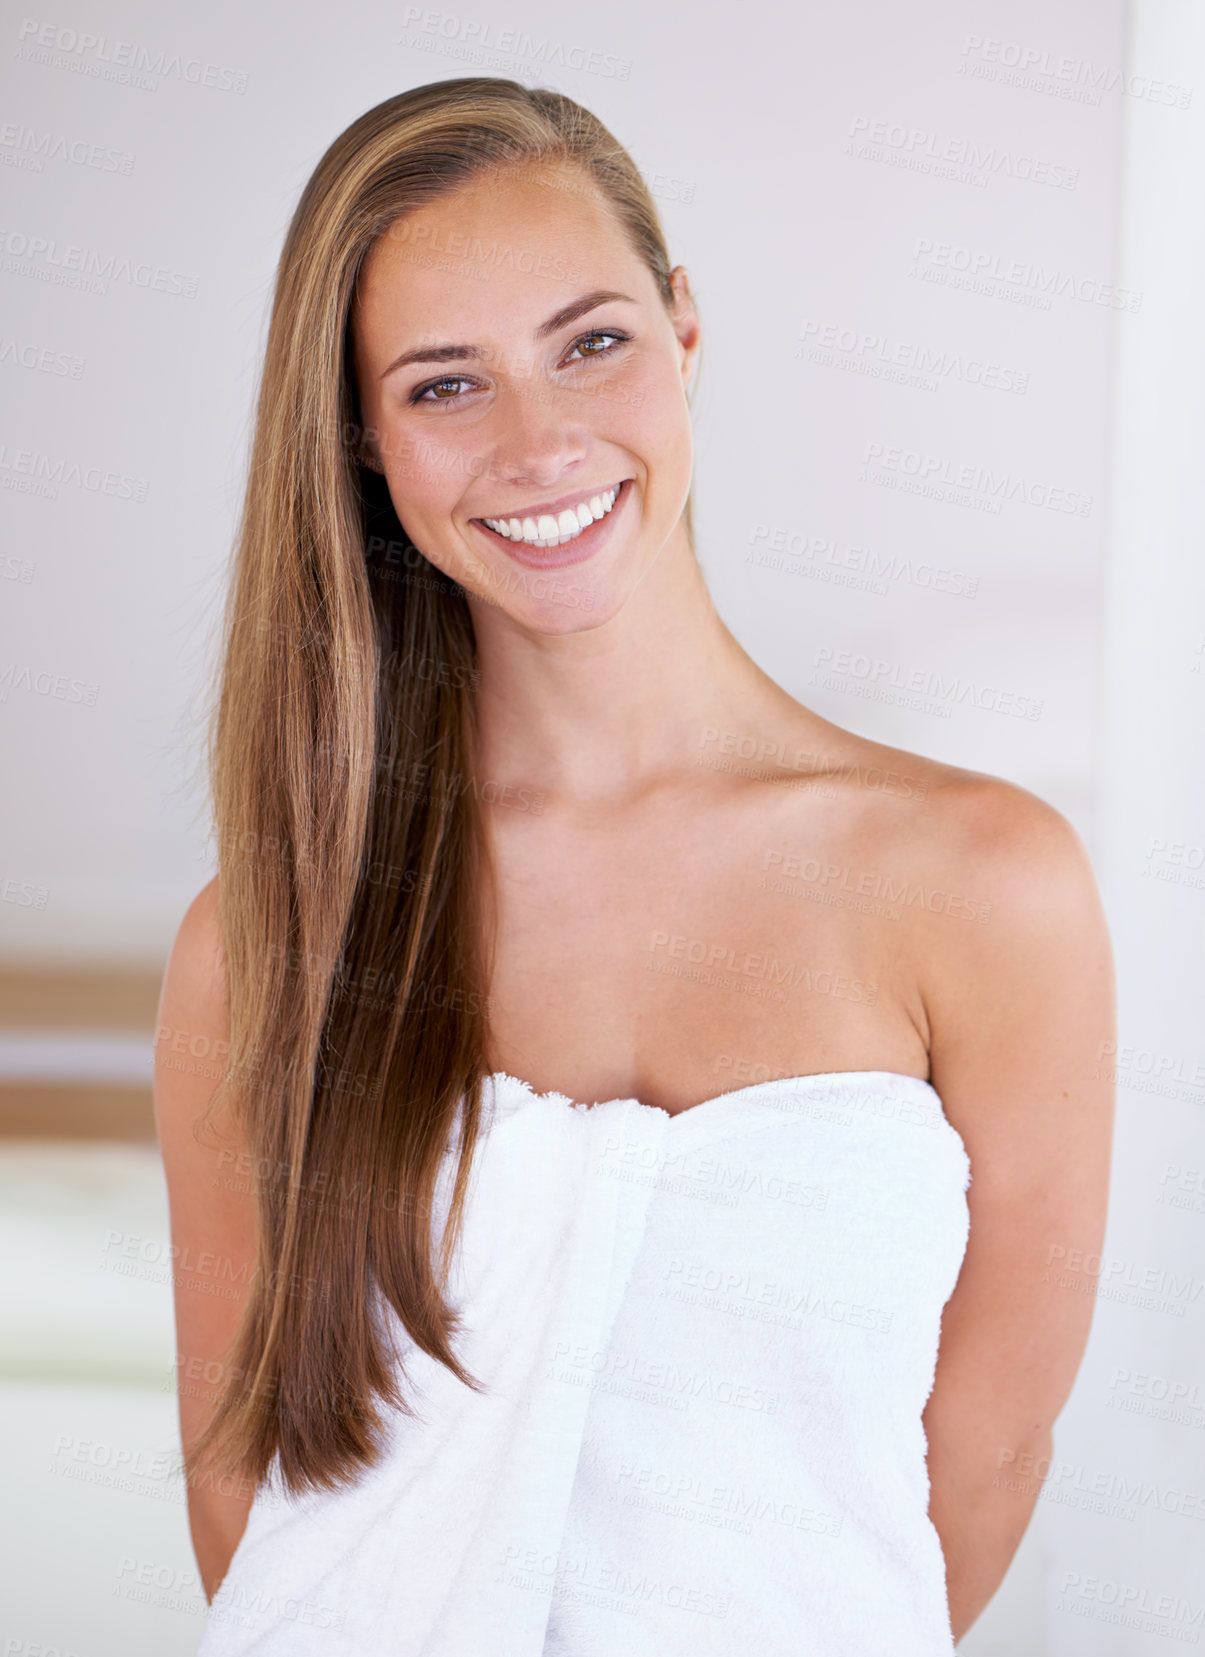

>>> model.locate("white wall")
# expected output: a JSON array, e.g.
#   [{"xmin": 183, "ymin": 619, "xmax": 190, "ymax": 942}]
[
  {"xmin": 1, "ymin": 0, "xmax": 1126, "ymax": 963},
  {"xmin": 7, "ymin": 3, "xmax": 1198, "ymax": 1655},
  {"xmin": 1047, "ymin": 2, "xmax": 1205, "ymax": 1651}
]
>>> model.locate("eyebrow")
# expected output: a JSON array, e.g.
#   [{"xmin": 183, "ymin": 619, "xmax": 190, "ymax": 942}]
[{"xmin": 378, "ymin": 288, "xmax": 637, "ymax": 379}]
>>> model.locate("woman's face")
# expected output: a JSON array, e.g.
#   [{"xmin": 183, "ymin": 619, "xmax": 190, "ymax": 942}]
[{"xmin": 351, "ymin": 164, "xmax": 700, "ymax": 634}]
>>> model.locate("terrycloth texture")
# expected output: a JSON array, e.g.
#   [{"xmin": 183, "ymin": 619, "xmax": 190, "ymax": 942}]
[{"xmin": 198, "ymin": 1070, "xmax": 972, "ymax": 1655}]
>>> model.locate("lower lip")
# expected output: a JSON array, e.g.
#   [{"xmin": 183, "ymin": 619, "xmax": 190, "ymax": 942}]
[{"xmin": 471, "ymin": 478, "xmax": 632, "ymax": 571}]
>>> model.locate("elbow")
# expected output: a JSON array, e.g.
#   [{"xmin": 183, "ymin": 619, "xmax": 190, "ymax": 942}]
[{"xmin": 929, "ymin": 1424, "xmax": 1053, "ymax": 1643}]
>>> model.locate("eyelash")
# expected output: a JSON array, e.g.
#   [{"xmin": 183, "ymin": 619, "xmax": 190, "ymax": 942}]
[{"xmin": 408, "ymin": 329, "xmax": 632, "ymax": 406}]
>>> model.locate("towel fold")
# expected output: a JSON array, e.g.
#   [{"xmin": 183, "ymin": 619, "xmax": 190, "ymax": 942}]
[{"xmin": 198, "ymin": 1070, "xmax": 971, "ymax": 1656}]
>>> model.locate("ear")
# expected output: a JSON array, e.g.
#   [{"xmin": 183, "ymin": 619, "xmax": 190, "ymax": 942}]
[{"xmin": 668, "ymin": 265, "xmax": 701, "ymax": 390}]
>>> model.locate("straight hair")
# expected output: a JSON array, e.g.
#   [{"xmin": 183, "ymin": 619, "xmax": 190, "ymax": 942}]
[{"xmin": 195, "ymin": 76, "xmax": 695, "ymax": 1495}]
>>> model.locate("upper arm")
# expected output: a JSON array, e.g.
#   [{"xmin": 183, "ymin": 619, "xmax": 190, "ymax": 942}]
[
  {"xmin": 153, "ymin": 876, "xmax": 259, "ymax": 1592},
  {"xmin": 916, "ymin": 778, "xmax": 1116, "ymax": 1456}
]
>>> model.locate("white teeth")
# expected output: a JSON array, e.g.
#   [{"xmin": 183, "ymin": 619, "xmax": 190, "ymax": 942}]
[{"xmin": 481, "ymin": 484, "xmax": 621, "ymax": 547}]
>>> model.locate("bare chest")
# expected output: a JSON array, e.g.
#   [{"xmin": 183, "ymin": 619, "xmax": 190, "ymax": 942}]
[{"xmin": 480, "ymin": 802, "xmax": 929, "ymax": 1114}]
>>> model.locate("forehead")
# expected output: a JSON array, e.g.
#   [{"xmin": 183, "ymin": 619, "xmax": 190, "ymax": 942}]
[{"xmin": 354, "ymin": 164, "xmax": 648, "ymax": 345}]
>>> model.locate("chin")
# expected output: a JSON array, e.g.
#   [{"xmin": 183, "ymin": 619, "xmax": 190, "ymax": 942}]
[
  {"xmin": 510, "ymin": 583, "xmax": 628, "ymax": 635},
  {"xmin": 479, "ymin": 562, "xmax": 639, "ymax": 635}
]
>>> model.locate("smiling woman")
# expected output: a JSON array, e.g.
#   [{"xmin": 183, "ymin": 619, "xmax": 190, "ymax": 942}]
[
  {"xmin": 351, "ymin": 169, "xmax": 699, "ymax": 611},
  {"xmin": 153, "ymin": 75, "xmax": 1115, "ymax": 1657}
]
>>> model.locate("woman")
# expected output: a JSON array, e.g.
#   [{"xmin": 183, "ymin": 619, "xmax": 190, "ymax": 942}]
[{"xmin": 155, "ymin": 77, "xmax": 1115, "ymax": 1654}]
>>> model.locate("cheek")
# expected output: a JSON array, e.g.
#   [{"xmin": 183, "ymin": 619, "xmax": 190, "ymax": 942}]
[
  {"xmin": 379, "ymin": 417, "xmax": 467, "ymax": 516},
  {"xmin": 629, "ymin": 368, "xmax": 691, "ymax": 478}
]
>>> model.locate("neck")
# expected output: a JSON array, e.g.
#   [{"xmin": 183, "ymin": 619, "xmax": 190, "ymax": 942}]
[{"xmin": 467, "ymin": 525, "xmax": 779, "ymax": 804}]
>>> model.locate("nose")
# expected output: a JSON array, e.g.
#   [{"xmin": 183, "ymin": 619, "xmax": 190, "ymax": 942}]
[{"xmin": 486, "ymin": 374, "xmax": 590, "ymax": 490}]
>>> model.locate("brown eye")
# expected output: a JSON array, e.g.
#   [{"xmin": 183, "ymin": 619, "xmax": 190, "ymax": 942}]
[
  {"xmin": 566, "ymin": 329, "xmax": 629, "ymax": 363},
  {"xmin": 414, "ymin": 376, "xmax": 472, "ymax": 404}
]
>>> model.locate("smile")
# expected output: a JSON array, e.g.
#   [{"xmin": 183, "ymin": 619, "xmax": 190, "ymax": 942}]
[{"xmin": 477, "ymin": 482, "xmax": 623, "ymax": 549}]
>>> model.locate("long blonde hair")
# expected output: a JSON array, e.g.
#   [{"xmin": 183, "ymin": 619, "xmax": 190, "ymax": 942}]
[{"xmin": 196, "ymin": 77, "xmax": 694, "ymax": 1496}]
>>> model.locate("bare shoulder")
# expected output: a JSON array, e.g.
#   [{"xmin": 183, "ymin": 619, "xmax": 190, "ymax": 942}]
[
  {"xmin": 771, "ymin": 713, "xmax": 1113, "ymax": 1039},
  {"xmin": 154, "ymin": 875, "xmax": 235, "ymax": 1151},
  {"xmin": 738, "ymin": 701, "xmax": 1106, "ymax": 940},
  {"xmin": 907, "ymin": 756, "xmax": 1102, "ymax": 916},
  {"xmin": 859, "ymin": 746, "xmax": 1115, "ymax": 1084},
  {"xmin": 161, "ymin": 875, "xmax": 225, "ymax": 1002}
]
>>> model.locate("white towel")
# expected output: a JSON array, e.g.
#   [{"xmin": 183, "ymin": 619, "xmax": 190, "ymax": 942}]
[{"xmin": 198, "ymin": 1070, "xmax": 971, "ymax": 1655}]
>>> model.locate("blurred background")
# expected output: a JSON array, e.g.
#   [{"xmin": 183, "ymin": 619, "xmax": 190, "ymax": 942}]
[{"xmin": 1, "ymin": 0, "xmax": 1202, "ymax": 1651}]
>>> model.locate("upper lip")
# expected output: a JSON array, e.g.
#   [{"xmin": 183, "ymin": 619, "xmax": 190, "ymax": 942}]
[{"xmin": 472, "ymin": 478, "xmax": 628, "ymax": 523}]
